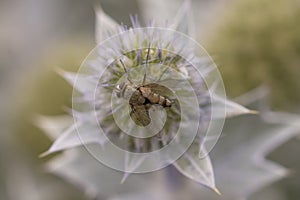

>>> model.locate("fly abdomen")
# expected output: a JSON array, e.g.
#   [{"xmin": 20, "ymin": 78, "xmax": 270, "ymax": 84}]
[
  {"xmin": 148, "ymin": 93, "xmax": 160, "ymax": 104},
  {"xmin": 139, "ymin": 86, "xmax": 172, "ymax": 107}
]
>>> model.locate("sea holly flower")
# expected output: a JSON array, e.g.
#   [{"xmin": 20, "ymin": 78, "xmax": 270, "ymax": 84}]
[{"xmin": 40, "ymin": 0, "xmax": 254, "ymax": 195}]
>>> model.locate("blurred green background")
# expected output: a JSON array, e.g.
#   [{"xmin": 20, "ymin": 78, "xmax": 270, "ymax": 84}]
[
  {"xmin": 0, "ymin": 0, "xmax": 299, "ymax": 199},
  {"xmin": 207, "ymin": 0, "xmax": 300, "ymax": 111}
]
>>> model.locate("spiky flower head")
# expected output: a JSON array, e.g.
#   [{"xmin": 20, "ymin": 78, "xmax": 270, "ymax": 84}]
[{"xmin": 43, "ymin": 1, "xmax": 254, "ymax": 192}]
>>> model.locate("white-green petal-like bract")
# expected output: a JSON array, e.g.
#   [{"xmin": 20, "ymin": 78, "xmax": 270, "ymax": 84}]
[
  {"xmin": 173, "ymin": 143, "xmax": 218, "ymax": 193},
  {"xmin": 94, "ymin": 4, "xmax": 120, "ymax": 44}
]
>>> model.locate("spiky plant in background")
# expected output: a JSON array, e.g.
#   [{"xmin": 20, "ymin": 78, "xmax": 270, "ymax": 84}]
[{"xmin": 36, "ymin": 1, "xmax": 300, "ymax": 200}]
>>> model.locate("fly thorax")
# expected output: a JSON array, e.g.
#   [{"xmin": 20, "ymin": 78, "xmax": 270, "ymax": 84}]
[{"xmin": 139, "ymin": 86, "xmax": 151, "ymax": 98}]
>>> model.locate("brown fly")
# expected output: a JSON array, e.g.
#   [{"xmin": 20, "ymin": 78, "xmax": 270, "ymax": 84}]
[{"xmin": 115, "ymin": 46, "xmax": 174, "ymax": 126}]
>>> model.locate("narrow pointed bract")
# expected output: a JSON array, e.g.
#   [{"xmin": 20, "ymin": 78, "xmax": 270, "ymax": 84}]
[{"xmin": 94, "ymin": 4, "xmax": 120, "ymax": 44}]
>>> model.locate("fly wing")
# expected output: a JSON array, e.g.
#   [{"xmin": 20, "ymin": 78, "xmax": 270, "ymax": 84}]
[
  {"xmin": 129, "ymin": 90, "xmax": 145, "ymax": 105},
  {"xmin": 144, "ymin": 83, "xmax": 173, "ymax": 97},
  {"xmin": 130, "ymin": 105, "xmax": 151, "ymax": 126}
]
